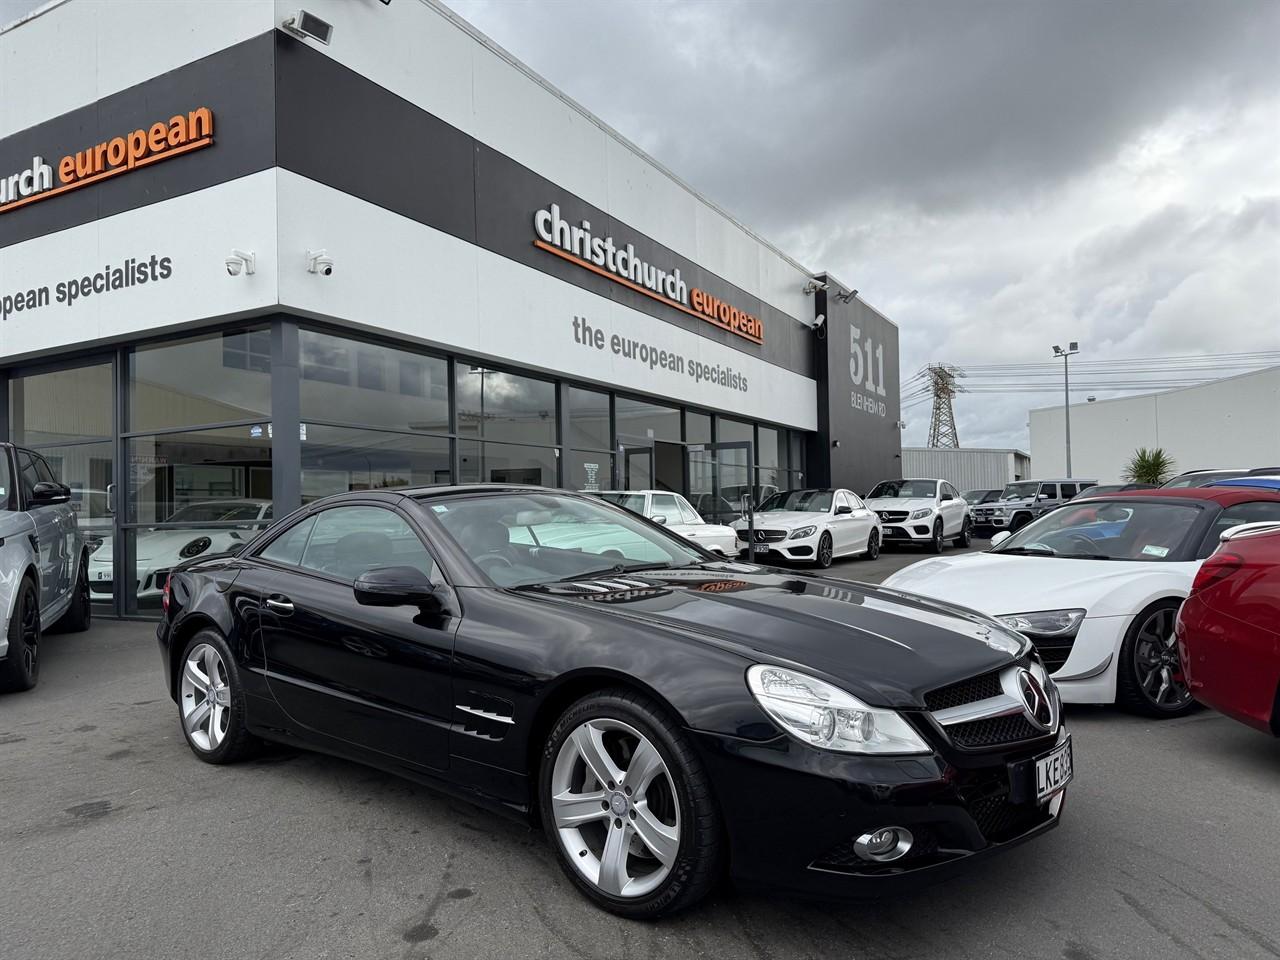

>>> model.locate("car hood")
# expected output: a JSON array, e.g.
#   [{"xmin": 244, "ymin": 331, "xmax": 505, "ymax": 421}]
[
  {"xmin": 989, "ymin": 499, "xmax": 1034, "ymax": 509},
  {"xmin": 883, "ymin": 551, "xmax": 1201, "ymax": 619},
  {"xmin": 732, "ymin": 512, "xmax": 827, "ymax": 530},
  {"xmin": 88, "ymin": 530, "xmax": 243, "ymax": 564},
  {"xmin": 517, "ymin": 565, "xmax": 1028, "ymax": 708},
  {"xmin": 865, "ymin": 497, "xmax": 936, "ymax": 513}
]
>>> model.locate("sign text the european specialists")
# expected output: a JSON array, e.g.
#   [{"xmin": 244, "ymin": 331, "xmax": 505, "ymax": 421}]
[{"xmin": 1, "ymin": 254, "xmax": 174, "ymax": 322}]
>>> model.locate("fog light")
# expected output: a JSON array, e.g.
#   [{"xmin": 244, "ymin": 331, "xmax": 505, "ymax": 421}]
[{"xmin": 853, "ymin": 826, "xmax": 913, "ymax": 862}]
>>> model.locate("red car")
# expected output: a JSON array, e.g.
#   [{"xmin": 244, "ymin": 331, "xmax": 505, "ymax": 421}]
[{"xmin": 1177, "ymin": 521, "xmax": 1280, "ymax": 734}]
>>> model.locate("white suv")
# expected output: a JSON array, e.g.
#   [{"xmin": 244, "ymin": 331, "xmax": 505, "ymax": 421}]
[
  {"xmin": 865, "ymin": 478, "xmax": 972, "ymax": 552},
  {"xmin": 0, "ymin": 443, "xmax": 91, "ymax": 693}
]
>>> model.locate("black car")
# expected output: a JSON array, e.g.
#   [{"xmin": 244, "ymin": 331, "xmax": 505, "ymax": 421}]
[{"xmin": 157, "ymin": 485, "xmax": 1071, "ymax": 918}]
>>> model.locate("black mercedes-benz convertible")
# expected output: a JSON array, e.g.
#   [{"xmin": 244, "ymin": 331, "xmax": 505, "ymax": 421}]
[{"xmin": 157, "ymin": 485, "xmax": 1071, "ymax": 918}]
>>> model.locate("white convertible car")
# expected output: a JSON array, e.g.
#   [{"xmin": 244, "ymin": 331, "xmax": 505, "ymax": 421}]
[
  {"xmin": 731, "ymin": 488, "xmax": 881, "ymax": 567},
  {"xmin": 89, "ymin": 499, "xmax": 272, "ymax": 603},
  {"xmin": 882, "ymin": 488, "xmax": 1280, "ymax": 717},
  {"xmin": 594, "ymin": 490, "xmax": 739, "ymax": 556}
]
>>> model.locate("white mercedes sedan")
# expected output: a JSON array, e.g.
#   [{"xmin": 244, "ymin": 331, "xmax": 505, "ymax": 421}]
[{"xmin": 732, "ymin": 488, "xmax": 881, "ymax": 568}]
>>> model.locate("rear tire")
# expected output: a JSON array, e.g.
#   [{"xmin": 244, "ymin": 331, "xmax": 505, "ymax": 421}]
[
  {"xmin": 954, "ymin": 517, "xmax": 972, "ymax": 548},
  {"xmin": 538, "ymin": 689, "xmax": 724, "ymax": 919},
  {"xmin": 0, "ymin": 579, "xmax": 40, "ymax": 693},
  {"xmin": 178, "ymin": 630, "xmax": 259, "ymax": 763},
  {"xmin": 56, "ymin": 553, "xmax": 92, "ymax": 633},
  {"xmin": 1115, "ymin": 599, "xmax": 1197, "ymax": 719},
  {"xmin": 1010, "ymin": 513, "xmax": 1032, "ymax": 533}
]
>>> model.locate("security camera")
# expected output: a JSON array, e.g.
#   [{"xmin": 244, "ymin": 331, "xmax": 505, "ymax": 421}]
[
  {"xmin": 835, "ymin": 288, "xmax": 859, "ymax": 303},
  {"xmin": 225, "ymin": 249, "xmax": 255, "ymax": 276},
  {"xmin": 802, "ymin": 279, "xmax": 830, "ymax": 295},
  {"xmin": 282, "ymin": 10, "xmax": 333, "ymax": 45},
  {"xmin": 306, "ymin": 249, "xmax": 334, "ymax": 276}
]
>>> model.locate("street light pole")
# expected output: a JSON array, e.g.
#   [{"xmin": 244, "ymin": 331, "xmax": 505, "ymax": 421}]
[{"xmin": 1052, "ymin": 342, "xmax": 1079, "ymax": 478}]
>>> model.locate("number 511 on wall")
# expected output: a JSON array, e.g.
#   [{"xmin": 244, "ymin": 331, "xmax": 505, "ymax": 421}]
[{"xmin": 849, "ymin": 325, "xmax": 887, "ymax": 397}]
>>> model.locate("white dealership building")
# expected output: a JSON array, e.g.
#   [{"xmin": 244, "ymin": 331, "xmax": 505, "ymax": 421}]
[{"xmin": 0, "ymin": 0, "xmax": 902, "ymax": 616}]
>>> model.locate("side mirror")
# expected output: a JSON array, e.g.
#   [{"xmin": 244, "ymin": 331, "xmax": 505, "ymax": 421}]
[
  {"xmin": 835, "ymin": 504, "xmax": 853, "ymax": 515},
  {"xmin": 990, "ymin": 531, "xmax": 1013, "ymax": 547},
  {"xmin": 353, "ymin": 565, "xmax": 440, "ymax": 608},
  {"xmin": 652, "ymin": 515, "xmax": 667, "ymax": 525},
  {"xmin": 31, "ymin": 481, "xmax": 70, "ymax": 506}
]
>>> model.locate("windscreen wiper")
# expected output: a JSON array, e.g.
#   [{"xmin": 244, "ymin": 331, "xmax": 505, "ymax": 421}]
[
  {"xmin": 996, "ymin": 546, "xmax": 1056, "ymax": 556},
  {"xmin": 554, "ymin": 561, "xmax": 678, "ymax": 583}
]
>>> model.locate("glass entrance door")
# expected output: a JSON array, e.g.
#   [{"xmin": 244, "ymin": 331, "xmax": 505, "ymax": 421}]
[{"xmin": 686, "ymin": 441, "xmax": 754, "ymax": 529}]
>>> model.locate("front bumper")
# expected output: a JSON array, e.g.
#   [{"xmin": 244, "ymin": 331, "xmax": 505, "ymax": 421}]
[
  {"xmin": 691, "ymin": 724, "xmax": 1069, "ymax": 897},
  {"xmin": 971, "ymin": 510, "xmax": 1011, "ymax": 528},
  {"xmin": 735, "ymin": 530, "xmax": 822, "ymax": 562},
  {"xmin": 880, "ymin": 520, "xmax": 937, "ymax": 542}
]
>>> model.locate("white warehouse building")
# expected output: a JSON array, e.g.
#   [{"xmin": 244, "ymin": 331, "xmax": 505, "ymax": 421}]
[
  {"xmin": 1029, "ymin": 366, "xmax": 1280, "ymax": 482},
  {"xmin": 901, "ymin": 447, "xmax": 1031, "ymax": 492}
]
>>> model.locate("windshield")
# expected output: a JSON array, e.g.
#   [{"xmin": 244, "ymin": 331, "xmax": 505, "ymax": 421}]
[
  {"xmin": 597, "ymin": 492, "xmax": 646, "ymax": 514},
  {"xmin": 428, "ymin": 492, "xmax": 705, "ymax": 587},
  {"xmin": 868, "ymin": 480, "xmax": 937, "ymax": 499},
  {"xmin": 167, "ymin": 502, "xmax": 266, "ymax": 523},
  {"xmin": 1000, "ymin": 482, "xmax": 1040, "ymax": 501},
  {"xmin": 757, "ymin": 489, "xmax": 833, "ymax": 513},
  {"xmin": 963, "ymin": 489, "xmax": 997, "ymax": 504},
  {"xmin": 993, "ymin": 500, "xmax": 1202, "ymax": 561},
  {"xmin": 1162, "ymin": 471, "xmax": 1245, "ymax": 489}
]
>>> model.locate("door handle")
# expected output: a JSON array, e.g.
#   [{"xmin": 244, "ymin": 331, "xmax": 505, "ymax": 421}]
[{"xmin": 264, "ymin": 595, "xmax": 294, "ymax": 615}]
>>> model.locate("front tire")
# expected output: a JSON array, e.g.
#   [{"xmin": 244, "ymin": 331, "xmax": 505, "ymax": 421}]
[
  {"xmin": 56, "ymin": 553, "xmax": 92, "ymax": 633},
  {"xmin": 1115, "ymin": 599, "xmax": 1197, "ymax": 718},
  {"xmin": 539, "ymin": 689, "xmax": 723, "ymax": 919},
  {"xmin": 929, "ymin": 519, "xmax": 945, "ymax": 553},
  {"xmin": 0, "ymin": 579, "xmax": 40, "ymax": 693},
  {"xmin": 954, "ymin": 516, "xmax": 972, "ymax": 548},
  {"xmin": 861, "ymin": 529, "xmax": 881, "ymax": 561},
  {"xmin": 814, "ymin": 532, "xmax": 834, "ymax": 568},
  {"xmin": 178, "ymin": 630, "xmax": 258, "ymax": 763}
]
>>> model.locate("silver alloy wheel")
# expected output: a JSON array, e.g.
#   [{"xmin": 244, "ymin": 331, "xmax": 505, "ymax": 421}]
[
  {"xmin": 1132, "ymin": 607, "xmax": 1191, "ymax": 709},
  {"xmin": 818, "ymin": 534, "xmax": 833, "ymax": 566},
  {"xmin": 180, "ymin": 643, "xmax": 232, "ymax": 751},
  {"xmin": 550, "ymin": 718, "xmax": 681, "ymax": 899}
]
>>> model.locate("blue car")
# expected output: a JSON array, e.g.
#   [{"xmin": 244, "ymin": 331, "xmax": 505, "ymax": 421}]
[{"xmin": 1210, "ymin": 477, "xmax": 1280, "ymax": 491}]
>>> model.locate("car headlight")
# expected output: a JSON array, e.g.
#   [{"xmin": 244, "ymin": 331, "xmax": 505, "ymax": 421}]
[
  {"xmin": 908, "ymin": 508, "xmax": 933, "ymax": 520},
  {"xmin": 788, "ymin": 525, "xmax": 817, "ymax": 540},
  {"xmin": 999, "ymin": 609, "xmax": 1086, "ymax": 639},
  {"xmin": 746, "ymin": 665, "xmax": 931, "ymax": 755},
  {"xmin": 993, "ymin": 507, "xmax": 1009, "ymax": 516},
  {"xmin": 178, "ymin": 536, "xmax": 213, "ymax": 559}
]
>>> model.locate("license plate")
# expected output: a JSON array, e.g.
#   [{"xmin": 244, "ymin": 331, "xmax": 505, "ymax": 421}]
[
  {"xmin": 752, "ymin": 545, "xmax": 770, "ymax": 556},
  {"xmin": 1034, "ymin": 738, "xmax": 1073, "ymax": 802}
]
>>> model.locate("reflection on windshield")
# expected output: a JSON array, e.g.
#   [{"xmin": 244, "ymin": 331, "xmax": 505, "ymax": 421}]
[
  {"xmin": 993, "ymin": 501, "xmax": 1201, "ymax": 561},
  {"xmin": 868, "ymin": 480, "xmax": 937, "ymax": 499},
  {"xmin": 429, "ymin": 492, "xmax": 704, "ymax": 587},
  {"xmin": 1001, "ymin": 483, "xmax": 1039, "ymax": 500},
  {"xmin": 167, "ymin": 501, "xmax": 268, "ymax": 523},
  {"xmin": 757, "ymin": 490, "xmax": 833, "ymax": 513}
]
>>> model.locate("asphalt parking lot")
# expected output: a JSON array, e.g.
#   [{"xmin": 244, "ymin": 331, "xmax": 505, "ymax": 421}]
[{"xmin": 3, "ymin": 550, "xmax": 1279, "ymax": 960}]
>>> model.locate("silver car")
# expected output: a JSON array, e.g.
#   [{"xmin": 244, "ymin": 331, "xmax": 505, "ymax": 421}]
[{"xmin": 0, "ymin": 443, "xmax": 91, "ymax": 693}]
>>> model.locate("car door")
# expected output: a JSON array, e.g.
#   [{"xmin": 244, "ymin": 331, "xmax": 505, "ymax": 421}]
[
  {"xmin": 255, "ymin": 503, "xmax": 458, "ymax": 771},
  {"xmin": 828, "ymin": 491, "xmax": 856, "ymax": 554},
  {"xmin": 846, "ymin": 491, "xmax": 876, "ymax": 552},
  {"xmin": 941, "ymin": 483, "xmax": 965, "ymax": 535},
  {"xmin": 17, "ymin": 449, "xmax": 69, "ymax": 611}
]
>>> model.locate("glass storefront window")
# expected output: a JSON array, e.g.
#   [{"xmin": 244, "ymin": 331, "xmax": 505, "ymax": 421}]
[
  {"xmin": 10, "ymin": 362, "xmax": 113, "ymax": 445},
  {"xmin": 615, "ymin": 396, "xmax": 679, "ymax": 444},
  {"xmin": 684, "ymin": 411, "xmax": 711, "ymax": 445},
  {"xmin": 458, "ymin": 439, "xmax": 557, "ymax": 486},
  {"xmin": 455, "ymin": 367, "xmax": 556, "ymax": 446},
  {"xmin": 567, "ymin": 450, "xmax": 613, "ymax": 492},
  {"xmin": 717, "ymin": 418, "xmax": 753, "ymax": 445},
  {"xmin": 126, "ymin": 425, "xmax": 272, "ymax": 524},
  {"xmin": 568, "ymin": 387, "xmax": 610, "ymax": 450},
  {"xmin": 301, "ymin": 425, "xmax": 451, "ymax": 502},
  {"xmin": 130, "ymin": 329, "xmax": 271, "ymax": 431},
  {"xmin": 757, "ymin": 426, "xmax": 780, "ymax": 470},
  {"xmin": 300, "ymin": 330, "xmax": 449, "ymax": 433},
  {"xmin": 120, "ymin": 522, "xmax": 267, "ymax": 613}
]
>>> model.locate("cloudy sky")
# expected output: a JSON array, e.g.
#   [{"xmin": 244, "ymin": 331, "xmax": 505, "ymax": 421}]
[{"xmin": 440, "ymin": 0, "xmax": 1279, "ymax": 447}]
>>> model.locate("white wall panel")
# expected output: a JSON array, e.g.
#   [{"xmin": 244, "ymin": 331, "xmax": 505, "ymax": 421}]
[
  {"xmin": 1029, "ymin": 368, "xmax": 1280, "ymax": 481},
  {"xmin": 0, "ymin": 171, "xmax": 278, "ymax": 359},
  {"xmin": 0, "ymin": 1, "xmax": 275, "ymax": 138},
  {"xmin": 276, "ymin": 171, "xmax": 816, "ymax": 430}
]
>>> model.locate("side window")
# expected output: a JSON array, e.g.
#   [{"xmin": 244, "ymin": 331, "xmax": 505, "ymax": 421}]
[
  {"xmin": 1199, "ymin": 502, "xmax": 1280, "ymax": 557},
  {"xmin": 16, "ymin": 451, "xmax": 40, "ymax": 503},
  {"xmin": 834, "ymin": 492, "xmax": 851, "ymax": 512},
  {"xmin": 259, "ymin": 515, "xmax": 318, "ymax": 567},
  {"xmin": 33, "ymin": 454, "xmax": 58, "ymax": 484},
  {"xmin": 943, "ymin": 484, "xmax": 959, "ymax": 501},
  {"xmin": 1061, "ymin": 483, "xmax": 1078, "ymax": 499},
  {"xmin": 299, "ymin": 506, "xmax": 436, "ymax": 582},
  {"xmin": 650, "ymin": 494, "xmax": 680, "ymax": 523},
  {"xmin": 1039, "ymin": 483, "xmax": 1058, "ymax": 500},
  {"xmin": 848, "ymin": 492, "xmax": 866, "ymax": 510},
  {"xmin": 676, "ymin": 496, "xmax": 702, "ymax": 525}
]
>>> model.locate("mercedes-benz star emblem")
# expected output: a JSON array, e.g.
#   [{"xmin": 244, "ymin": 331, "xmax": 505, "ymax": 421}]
[
  {"xmin": 1016, "ymin": 669, "xmax": 1055, "ymax": 731},
  {"xmin": 755, "ymin": 530, "xmax": 766, "ymax": 542}
]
